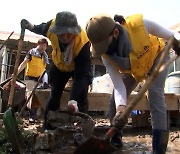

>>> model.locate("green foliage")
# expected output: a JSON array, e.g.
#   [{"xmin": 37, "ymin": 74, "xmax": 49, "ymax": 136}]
[{"xmin": 0, "ymin": 124, "xmax": 36, "ymax": 153}]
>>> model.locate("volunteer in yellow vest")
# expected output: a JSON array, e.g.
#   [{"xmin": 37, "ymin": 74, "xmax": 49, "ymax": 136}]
[
  {"xmin": 17, "ymin": 38, "xmax": 49, "ymax": 122},
  {"xmin": 21, "ymin": 11, "xmax": 92, "ymax": 130},
  {"xmin": 86, "ymin": 14, "xmax": 180, "ymax": 153}
]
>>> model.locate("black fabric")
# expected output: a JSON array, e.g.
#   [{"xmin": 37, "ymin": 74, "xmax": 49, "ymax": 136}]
[
  {"xmin": 31, "ymin": 20, "xmax": 52, "ymax": 36},
  {"xmin": 46, "ymin": 61, "xmax": 91, "ymax": 113},
  {"xmin": 48, "ymin": 64, "xmax": 73, "ymax": 111},
  {"xmin": 152, "ymin": 129, "xmax": 169, "ymax": 154},
  {"xmin": 106, "ymin": 36, "xmax": 119, "ymax": 55},
  {"xmin": 114, "ymin": 15, "xmax": 125, "ymax": 24},
  {"xmin": 74, "ymin": 42, "xmax": 92, "ymax": 80},
  {"xmin": 26, "ymin": 52, "xmax": 32, "ymax": 61},
  {"xmin": 70, "ymin": 75, "xmax": 89, "ymax": 113},
  {"xmin": 59, "ymin": 42, "xmax": 69, "ymax": 52},
  {"xmin": 105, "ymin": 24, "xmax": 131, "ymax": 70}
]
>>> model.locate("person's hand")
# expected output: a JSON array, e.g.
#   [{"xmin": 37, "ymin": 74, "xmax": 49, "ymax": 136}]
[
  {"xmin": 105, "ymin": 126, "xmax": 119, "ymax": 140},
  {"xmin": 173, "ymin": 33, "xmax": 180, "ymax": 56},
  {"xmin": 20, "ymin": 19, "xmax": 34, "ymax": 30},
  {"xmin": 67, "ymin": 100, "xmax": 78, "ymax": 113},
  {"xmin": 111, "ymin": 105, "xmax": 127, "ymax": 129}
]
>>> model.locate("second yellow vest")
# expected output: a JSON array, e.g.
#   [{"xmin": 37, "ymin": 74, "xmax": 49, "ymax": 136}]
[{"xmin": 26, "ymin": 56, "xmax": 46, "ymax": 77}]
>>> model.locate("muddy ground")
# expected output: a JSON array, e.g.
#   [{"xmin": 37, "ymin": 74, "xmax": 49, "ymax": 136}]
[{"xmin": 0, "ymin": 113, "xmax": 180, "ymax": 154}]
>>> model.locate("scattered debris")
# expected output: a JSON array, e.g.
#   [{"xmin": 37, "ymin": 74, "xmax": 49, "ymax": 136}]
[{"xmin": 0, "ymin": 112, "xmax": 180, "ymax": 153}]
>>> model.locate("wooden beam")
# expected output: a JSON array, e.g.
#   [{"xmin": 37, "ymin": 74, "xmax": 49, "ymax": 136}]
[{"xmin": 34, "ymin": 90, "xmax": 180, "ymax": 112}]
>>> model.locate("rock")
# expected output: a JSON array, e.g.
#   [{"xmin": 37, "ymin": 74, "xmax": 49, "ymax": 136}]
[
  {"xmin": 47, "ymin": 111, "xmax": 71, "ymax": 123},
  {"xmin": 35, "ymin": 131, "xmax": 55, "ymax": 150},
  {"xmin": 82, "ymin": 119, "xmax": 95, "ymax": 137},
  {"xmin": 73, "ymin": 133, "xmax": 87, "ymax": 146}
]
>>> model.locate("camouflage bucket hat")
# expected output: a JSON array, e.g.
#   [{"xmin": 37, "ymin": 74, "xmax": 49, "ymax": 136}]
[{"xmin": 49, "ymin": 11, "xmax": 81, "ymax": 35}]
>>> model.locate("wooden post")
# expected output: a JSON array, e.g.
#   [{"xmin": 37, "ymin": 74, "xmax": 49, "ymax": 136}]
[{"xmin": 8, "ymin": 28, "xmax": 25, "ymax": 107}]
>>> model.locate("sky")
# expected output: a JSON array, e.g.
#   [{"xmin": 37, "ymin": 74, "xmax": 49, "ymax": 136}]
[{"xmin": 0, "ymin": 0, "xmax": 179, "ymax": 36}]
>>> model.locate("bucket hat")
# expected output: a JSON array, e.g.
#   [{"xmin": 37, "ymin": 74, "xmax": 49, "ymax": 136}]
[
  {"xmin": 49, "ymin": 11, "xmax": 81, "ymax": 35},
  {"xmin": 86, "ymin": 15, "xmax": 116, "ymax": 58}
]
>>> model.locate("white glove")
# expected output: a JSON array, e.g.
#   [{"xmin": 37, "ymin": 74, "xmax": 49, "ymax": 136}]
[{"xmin": 67, "ymin": 100, "xmax": 79, "ymax": 113}]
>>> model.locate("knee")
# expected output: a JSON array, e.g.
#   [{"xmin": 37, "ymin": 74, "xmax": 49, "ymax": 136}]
[{"xmin": 148, "ymin": 86, "xmax": 164, "ymax": 98}]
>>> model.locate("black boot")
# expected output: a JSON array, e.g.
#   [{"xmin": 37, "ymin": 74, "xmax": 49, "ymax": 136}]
[
  {"xmin": 152, "ymin": 129, "xmax": 169, "ymax": 154},
  {"xmin": 110, "ymin": 131, "xmax": 123, "ymax": 148}
]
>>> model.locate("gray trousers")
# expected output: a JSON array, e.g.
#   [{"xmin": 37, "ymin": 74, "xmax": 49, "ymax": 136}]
[{"xmin": 108, "ymin": 50, "xmax": 169, "ymax": 130}]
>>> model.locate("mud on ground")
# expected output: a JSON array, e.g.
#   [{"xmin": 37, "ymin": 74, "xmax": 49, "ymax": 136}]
[{"xmin": 0, "ymin": 114, "xmax": 180, "ymax": 154}]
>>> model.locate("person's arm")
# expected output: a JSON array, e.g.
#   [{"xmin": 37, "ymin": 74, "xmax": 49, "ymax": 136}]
[
  {"xmin": 17, "ymin": 51, "xmax": 32, "ymax": 75},
  {"xmin": 21, "ymin": 19, "xmax": 52, "ymax": 36},
  {"xmin": 17, "ymin": 57, "xmax": 29, "ymax": 75},
  {"xmin": 74, "ymin": 42, "xmax": 92, "ymax": 79},
  {"xmin": 143, "ymin": 18, "xmax": 180, "ymax": 55},
  {"xmin": 31, "ymin": 20, "xmax": 52, "ymax": 36},
  {"xmin": 143, "ymin": 19, "xmax": 175, "ymax": 40},
  {"xmin": 70, "ymin": 42, "xmax": 92, "ymax": 109}
]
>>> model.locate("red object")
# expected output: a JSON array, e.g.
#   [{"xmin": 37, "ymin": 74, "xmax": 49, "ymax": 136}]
[
  {"xmin": 105, "ymin": 127, "xmax": 118, "ymax": 139},
  {"xmin": 67, "ymin": 104, "xmax": 76, "ymax": 113}
]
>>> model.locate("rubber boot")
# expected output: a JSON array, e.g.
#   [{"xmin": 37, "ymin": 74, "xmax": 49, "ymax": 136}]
[
  {"xmin": 152, "ymin": 129, "xmax": 169, "ymax": 154},
  {"xmin": 110, "ymin": 131, "xmax": 123, "ymax": 148}
]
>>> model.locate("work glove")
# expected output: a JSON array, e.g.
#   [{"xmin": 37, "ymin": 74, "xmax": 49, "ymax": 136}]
[
  {"xmin": 20, "ymin": 19, "xmax": 34, "ymax": 30},
  {"xmin": 67, "ymin": 100, "xmax": 79, "ymax": 113},
  {"xmin": 111, "ymin": 105, "xmax": 127, "ymax": 130},
  {"xmin": 172, "ymin": 33, "xmax": 180, "ymax": 56}
]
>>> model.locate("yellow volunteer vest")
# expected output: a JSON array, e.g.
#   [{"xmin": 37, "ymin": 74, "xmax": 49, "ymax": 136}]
[
  {"xmin": 47, "ymin": 19, "xmax": 89, "ymax": 72},
  {"xmin": 103, "ymin": 14, "xmax": 165, "ymax": 81},
  {"xmin": 26, "ymin": 56, "xmax": 46, "ymax": 77},
  {"xmin": 124, "ymin": 14, "xmax": 165, "ymax": 81}
]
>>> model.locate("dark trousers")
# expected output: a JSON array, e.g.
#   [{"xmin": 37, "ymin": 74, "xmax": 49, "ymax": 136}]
[{"xmin": 44, "ymin": 64, "xmax": 90, "ymax": 124}]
